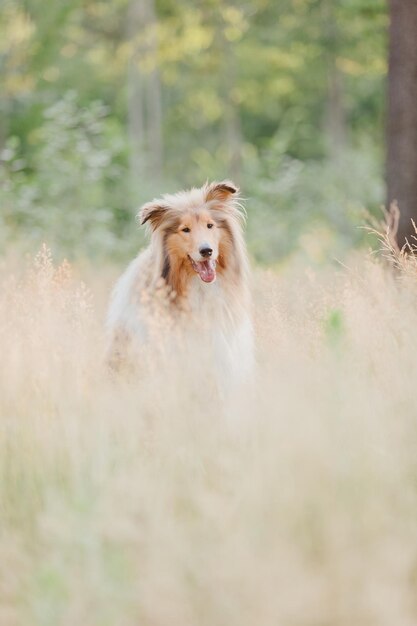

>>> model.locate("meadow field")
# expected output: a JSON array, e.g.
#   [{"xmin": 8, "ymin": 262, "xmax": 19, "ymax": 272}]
[
  {"xmin": 1, "ymin": 3, "xmax": 413, "ymax": 622},
  {"xmin": 2, "ymin": 231, "xmax": 417, "ymax": 626}
]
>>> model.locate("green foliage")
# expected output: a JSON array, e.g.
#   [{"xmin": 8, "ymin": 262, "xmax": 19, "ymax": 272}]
[
  {"xmin": 0, "ymin": 0, "xmax": 387, "ymax": 261},
  {"xmin": 244, "ymin": 138, "xmax": 383, "ymax": 263},
  {"xmin": 1, "ymin": 92, "xmax": 132, "ymax": 258},
  {"xmin": 323, "ymin": 308, "xmax": 345, "ymax": 347}
]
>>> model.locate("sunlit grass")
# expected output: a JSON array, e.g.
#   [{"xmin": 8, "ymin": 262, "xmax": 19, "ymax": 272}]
[{"xmin": 1, "ymin": 239, "xmax": 417, "ymax": 625}]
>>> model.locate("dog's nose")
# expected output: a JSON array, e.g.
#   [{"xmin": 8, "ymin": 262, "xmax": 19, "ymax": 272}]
[{"xmin": 199, "ymin": 246, "xmax": 213, "ymax": 258}]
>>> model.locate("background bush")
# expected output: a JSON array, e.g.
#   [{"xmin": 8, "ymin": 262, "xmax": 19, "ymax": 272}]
[{"xmin": 0, "ymin": 0, "xmax": 387, "ymax": 263}]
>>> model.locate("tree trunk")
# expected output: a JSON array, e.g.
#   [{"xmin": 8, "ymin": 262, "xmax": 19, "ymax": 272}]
[
  {"xmin": 222, "ymin": 55, "xmax": 242, "ymax": 181},
  {"xmin": 387, "ymin": 0, "xmax": 417, "ymax": 247},
  {"xmin": 320, "ymin": 0, "xmax": 347, "ymax": 160},
  {"xmin": 126, "ymin": 0, "xmax": 163, "ymax": 187},
  {"xmin": 325, "ymin": 61, "xmax": 346, "ymax": 160},
  {"xmin": 145, "ymin": 0, "xmax": 163, "ymax": 180},
  {"xmin": 127, "ymin": 0, "xmax": 146, "ymax": 184},
  {"xmin": 217, "ymin": 6, "xmax": 242, "ymax": 181}
]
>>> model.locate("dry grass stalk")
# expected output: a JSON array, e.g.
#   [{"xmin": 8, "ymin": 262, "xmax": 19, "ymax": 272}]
[{"xmin": 1, "ymin": 243, "xmax": 417, "ymax": 625}]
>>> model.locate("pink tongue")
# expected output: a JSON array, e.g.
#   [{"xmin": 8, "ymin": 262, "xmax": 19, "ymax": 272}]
[{"xmin": 197, "ymin": 259, "xmax": 216, "ymax": 283}]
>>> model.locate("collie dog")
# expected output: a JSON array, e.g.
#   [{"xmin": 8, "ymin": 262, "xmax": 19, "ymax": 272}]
[{"xmin": 106, "ymin": 180, "xmax": 254, "ymax": 390}]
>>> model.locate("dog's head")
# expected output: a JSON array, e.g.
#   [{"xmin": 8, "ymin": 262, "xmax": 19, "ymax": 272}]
[{"xmin": 138, "ymin": 181, "xmax": 243, "ymax": 285}]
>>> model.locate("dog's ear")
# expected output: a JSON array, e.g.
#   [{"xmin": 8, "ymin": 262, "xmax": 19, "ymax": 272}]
[
  {"xmin": 205, "ymin": 180, "xmax": 239, "ymax": 203},
  {"xmin": 138, "ymin": 201, "xmax": 168, "ymax": 230}
]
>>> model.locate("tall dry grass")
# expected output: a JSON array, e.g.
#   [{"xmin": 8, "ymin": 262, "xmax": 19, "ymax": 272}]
[{"xmin": 1, "ymin": 239, "xmax": 417, "ymax": 626}]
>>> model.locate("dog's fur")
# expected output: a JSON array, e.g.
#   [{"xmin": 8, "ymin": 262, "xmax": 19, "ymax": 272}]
[{"xmin": 106, "ymin": 180, "xmax": 254, "ymax": 388}]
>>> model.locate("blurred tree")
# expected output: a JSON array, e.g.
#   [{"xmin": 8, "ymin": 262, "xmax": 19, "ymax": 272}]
[
  {"xmin": 387, "ymin": 0, "xmax": 417, "ymax": 247},
  {"xmin": 0, "ymin": 0, "xmax": 387, "ymax": 261},
  {"xmin": 217, "ymin": 3, "xmax": 244, "ymax": 179},
  {"xmin": 127, "ymin": 0, "xmax": 163, "ymax": 184},
  {"xmin": 321, "ymin": 0, "xmax": 347, "ymax": 159}
]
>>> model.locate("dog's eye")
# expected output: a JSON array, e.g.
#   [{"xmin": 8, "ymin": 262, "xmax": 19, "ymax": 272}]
[
  {"xmin": 182, "ymin": 227, "xmax": 191, "ymax": 233},
  {"xmin": 207, "ymin": 223, "xmax": 214, "ymax": 229}
]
